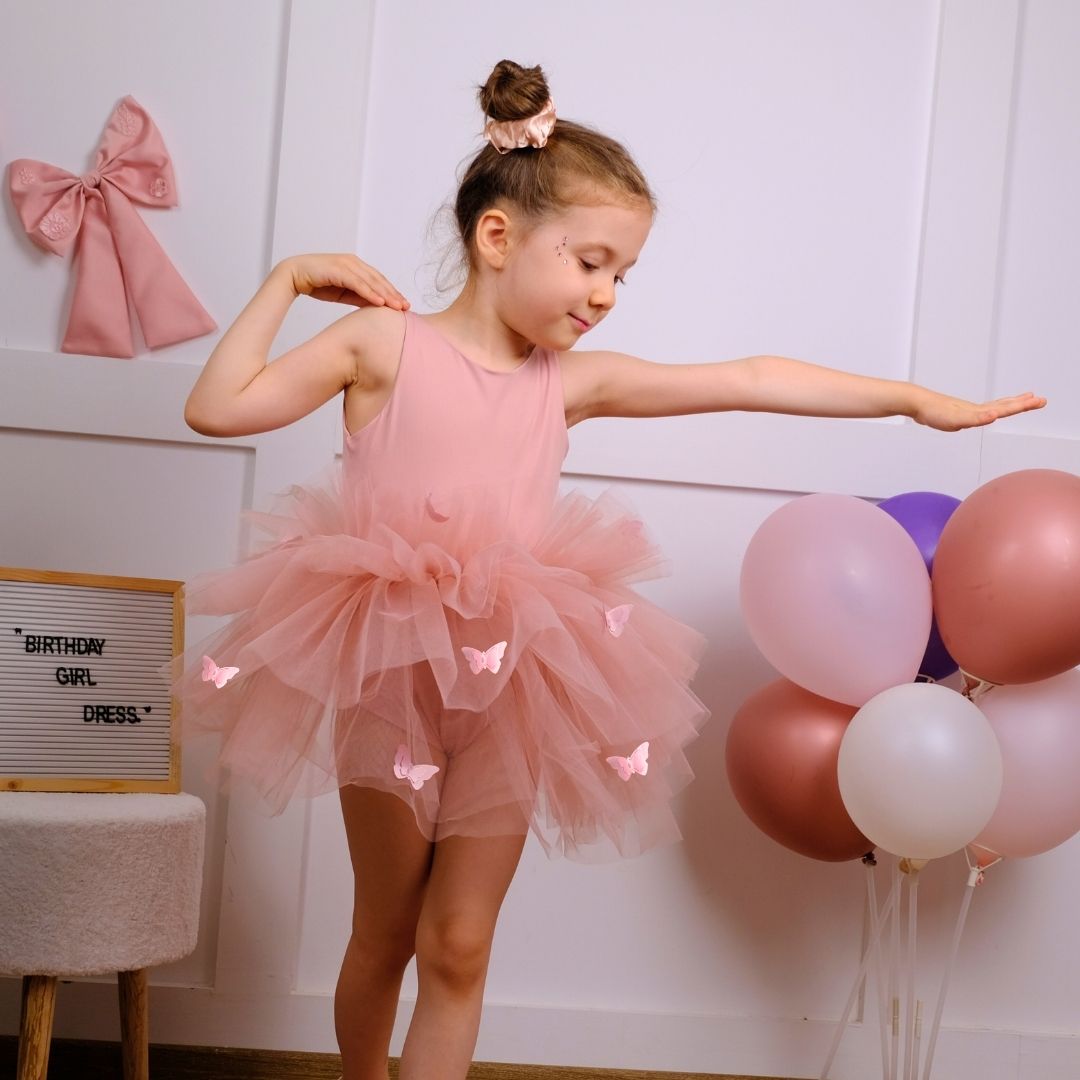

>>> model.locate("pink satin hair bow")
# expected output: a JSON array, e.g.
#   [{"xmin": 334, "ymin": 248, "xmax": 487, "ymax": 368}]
[{"xmin": 7, "ymin": 95, "xmax": 216, "ymax": 358}]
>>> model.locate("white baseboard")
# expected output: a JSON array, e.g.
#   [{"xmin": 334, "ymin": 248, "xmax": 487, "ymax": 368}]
[{"xmin": 1, "ymin": 977, "xmax": 1077, "ymax": 1079}]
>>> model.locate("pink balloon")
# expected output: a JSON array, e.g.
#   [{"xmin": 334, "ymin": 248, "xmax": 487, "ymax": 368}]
[
  {"xmin": 740, "ymin": 494, "xmax": 932, "ymax": 707},
  {"xmin": 970, "ymin": 669, "xmax": 1080, "ymax": 860}
]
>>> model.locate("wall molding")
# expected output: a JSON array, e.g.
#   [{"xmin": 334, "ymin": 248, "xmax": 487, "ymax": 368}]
[
  {"xmin": 0, "ymin": 981, "xmax": 1074, "ymax": 1079},
  {"xmin": 0, "ymin": 1037, "xmax": 773, "ymax": 1080}
]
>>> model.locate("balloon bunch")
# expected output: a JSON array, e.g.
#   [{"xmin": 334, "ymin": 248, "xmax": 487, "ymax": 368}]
[
  {"xmin": 729, "ymin": 468, "xmax": 1080, "ymax": 867},
  {"xmin": 727, "ymin": 468, "xmax": 1080, "ymax": 1080}
]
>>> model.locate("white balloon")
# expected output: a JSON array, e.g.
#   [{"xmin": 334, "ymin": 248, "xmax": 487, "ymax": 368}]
[{"xmin": 837, "ymin": 682, "xmax": 1003, "ymax": 860}]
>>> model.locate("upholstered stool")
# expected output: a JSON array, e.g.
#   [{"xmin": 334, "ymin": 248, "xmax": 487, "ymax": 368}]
[{"xmin": 0, "ymin": 792, "xmax": 205, "ymax": 1080}]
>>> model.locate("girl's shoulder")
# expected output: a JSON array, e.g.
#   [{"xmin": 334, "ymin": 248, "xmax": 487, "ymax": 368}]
[
  {"xmin": 340, "ymin": 306, "xmax": 410, "ymax": 441},
  {"xmin": 342, "ymin": 305, "xmax": 409, "ymax": 391},
  {"xmin": 555, "ymin": 347, "xmax": 614, "ymax": 428}
]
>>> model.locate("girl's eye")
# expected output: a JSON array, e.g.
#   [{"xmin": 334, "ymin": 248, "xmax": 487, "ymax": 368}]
[{"xmin": 579, "ymin": 259, "xmax": 627, "ymax": 286}]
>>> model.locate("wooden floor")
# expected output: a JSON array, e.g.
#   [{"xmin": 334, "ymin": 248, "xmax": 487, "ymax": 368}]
[{"xmin": 0, "ymin": 1036, "xmax": 799, "ymax": 1079}]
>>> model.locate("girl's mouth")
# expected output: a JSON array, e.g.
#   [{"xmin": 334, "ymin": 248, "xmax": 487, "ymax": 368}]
[{"xmin": 570, "ymin": 314, "xmax": 590, "ymax": 330}]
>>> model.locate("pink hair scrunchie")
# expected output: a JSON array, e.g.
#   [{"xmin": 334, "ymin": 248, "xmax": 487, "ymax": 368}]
[{"xmin": 483, "ymin": 99, "xmax": 557, "ymax": 155}]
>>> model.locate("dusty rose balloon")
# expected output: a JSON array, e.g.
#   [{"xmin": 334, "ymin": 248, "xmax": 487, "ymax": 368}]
[
  {"xmin": 740, "ymin": 493, "xmax": 932, "ymax": 707},
  {"xmin": 725, "ymin": 677, "xmax": 872, "ymax": 862},
  {"xmin": 933, "ymin": 469, "xmax": 1080, "ymax": 684},
  {"xmin": 970, "ymin": 670, "xmax": 1080, "ymax": 859}
]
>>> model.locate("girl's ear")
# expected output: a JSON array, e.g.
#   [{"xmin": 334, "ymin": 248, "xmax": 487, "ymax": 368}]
[{"xmin": 474, "ymin": 207, "xmax": 513, "ymax": 270}]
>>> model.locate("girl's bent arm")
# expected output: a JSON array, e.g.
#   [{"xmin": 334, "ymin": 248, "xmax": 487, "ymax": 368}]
[
  {"xmin": 183, "ymin": 262, "xmax": 359, "ymax": 438},
  {"xmin": 185, "ymin": 253, "xmax": 408, "ymax": 437},
  {"xmin": 586, "ymin": 351, "xmax": 1045, "ymax": 431}
]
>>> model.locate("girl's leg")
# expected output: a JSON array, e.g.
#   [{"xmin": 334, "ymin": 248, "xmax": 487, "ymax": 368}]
[
  {"xmin": 398, "ymin": 824, "xmax": 528, "ymax": 1079},
  {"xmin": 336, "ymin": 783, "xmax": 437, "ymax": 1080}
]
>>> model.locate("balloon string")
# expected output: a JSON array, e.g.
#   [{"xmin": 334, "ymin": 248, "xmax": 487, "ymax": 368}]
[
  {"xmin": 959, "ymin": 669, "xmax": 1000, "ymax": 702},
  {"xmin": 857, "ymin": 861, "xmax": 870, "ymax": 1024},
  {"xmin": 966, "ymin": 843, "xmax": 1003, "ymax": 876},
  {"xmin": 913, "ymin": 1000, "xmax": 924, "ymax": 1080},
  {"xmin": 819, "ymin": 868, "xmax": 900, "ymax": 1079},
  {"xmin": 864, "ymin": 856, "xmax": 892, "ymax": 1080},
  {"xmin": 920, "ymin": 861, "xmax": 982, "ymax": 1080},
  {"xmin": 903, "ymin": 870, "xmax": 920, "ymax": 1080},
  {"xmin": 890, "ymin": 859, "xmax": 902, "ymax": 1080}
]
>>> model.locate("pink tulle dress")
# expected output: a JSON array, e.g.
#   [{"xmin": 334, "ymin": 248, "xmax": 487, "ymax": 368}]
[{"xmin": 164, "ymin": 309, "xmax": 711, "ymax": 861}]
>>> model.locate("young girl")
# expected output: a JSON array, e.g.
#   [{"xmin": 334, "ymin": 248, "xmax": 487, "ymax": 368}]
[{"xmin": 169, "ymin": 59, "xmax": 1045, "ymax": 1080}]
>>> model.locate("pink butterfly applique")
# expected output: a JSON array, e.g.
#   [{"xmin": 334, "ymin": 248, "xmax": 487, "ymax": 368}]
[
  {"xmin": 606, "ymin": 741, "xmax": 649, "ymax": 781},
  {"xmin": 604, "ymin": 604, "xmax": 633, "ymax": 637},
  {"xmin": 393, "ymin": 744, "xmax": 440, "ymax": 790},
  {"xmin": 201, "ymin": 654, "xmax": 239, "ymax": 688},
  {"xmin": 461, "ymin": 640, "xmax": 507, "ymax": 674}
]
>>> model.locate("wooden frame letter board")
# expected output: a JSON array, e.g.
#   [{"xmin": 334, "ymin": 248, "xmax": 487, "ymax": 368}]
[{"xmin": 0, "ymin": 566, "xmax": 184, "ymax": 794}]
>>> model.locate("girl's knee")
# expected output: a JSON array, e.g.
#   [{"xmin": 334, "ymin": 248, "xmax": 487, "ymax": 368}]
[
  {"xmin": 350, "ymin": 922, "xmax": 418, "ymax": 972},
  {"xmin": 347, "ymin": 876, "xmax": 427, "ymax": 972},
  {"xmin": 414, "ymin": 914, "xmax": 493, "ymax": 988}
]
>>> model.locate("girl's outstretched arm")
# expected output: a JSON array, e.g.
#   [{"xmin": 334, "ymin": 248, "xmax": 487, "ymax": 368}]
[
  {"xmin": 184, "ymin": 254, "xmax": 408, "ymax": 438},
  {"xmin": 578, "ymin": 350, "xmax": 1046, "ymax": 432}
]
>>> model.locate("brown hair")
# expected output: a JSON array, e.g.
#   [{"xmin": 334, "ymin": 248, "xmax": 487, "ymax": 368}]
[{"xmin": 451, "ymin": 60, "xmax": 656, "ymax": 277}]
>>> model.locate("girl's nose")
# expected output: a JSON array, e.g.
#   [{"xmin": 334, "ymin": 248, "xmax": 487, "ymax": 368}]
[{"xmin": 590, "ymin": 281, "xmax": 616, "ymax": 311}]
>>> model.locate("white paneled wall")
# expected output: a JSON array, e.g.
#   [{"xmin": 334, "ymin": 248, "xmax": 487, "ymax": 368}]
[{"xmin": 2, "ymin": 2, "xmax": 1078, "ymax": 1077}]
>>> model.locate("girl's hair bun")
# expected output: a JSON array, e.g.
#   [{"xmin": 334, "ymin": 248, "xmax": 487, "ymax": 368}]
[
  {"xmin": 438, "ymin": 56, "xmax": 655, "ymax": 292},
  {"xmin": 478, "ymin": 60, "xmax": 551, "ymax": 122}
]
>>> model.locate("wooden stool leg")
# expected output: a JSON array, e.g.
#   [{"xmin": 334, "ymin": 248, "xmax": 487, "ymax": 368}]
[
  {"xmin": 17, "ymin": 974, "xmax": 57, "ymax": 1080},
  {"xmin": 118, "ymin": 968, "xmax": 149, "ymax": 1080}
]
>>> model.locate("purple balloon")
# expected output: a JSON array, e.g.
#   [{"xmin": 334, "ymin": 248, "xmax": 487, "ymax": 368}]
[{"xmin": 877, "ymin": 491, "xmax": 962, "ymax": 681}]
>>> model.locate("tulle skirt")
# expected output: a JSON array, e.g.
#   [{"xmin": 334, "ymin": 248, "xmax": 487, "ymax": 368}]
[{"xmin": 162, "ymin": 463, "xmax": 711, "ymax": 862}]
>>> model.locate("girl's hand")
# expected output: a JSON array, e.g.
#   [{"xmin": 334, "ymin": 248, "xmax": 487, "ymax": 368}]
[
  {"xmin": 911, "ymin": 389, "xmax": 1047, "ymax": 431},
  {"xmin": 280, "ymin": 253, "xmax": 410, "ymax": 309}
]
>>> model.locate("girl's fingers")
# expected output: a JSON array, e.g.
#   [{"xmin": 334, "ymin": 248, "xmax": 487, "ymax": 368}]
[
  {"xmin": 356, "ymin": 284, "xmax": 387, "ymax": 305},
  {"xmin": 353, "ymin": 282, "xmax": 410, "ymax": 310},
  {"xmin": 321, "ymin": 283, "xmax": 398, "ymax": 310},
  {"xmin": 370, "ymin": 277, "xmax": 409, "ymax": 308},
  {"xmin": 988, "ymin": 394, "xmax": 1045, "ymax": 411},
  {"xmin": 298, "ymin": 255, "xmax": 410, "ymax": 308},
  {"xmin": 349, "ymin": 275, "xmax": 403, "ymax": 308},
  {"xmin": 351, "ymin": 258, "xmax": 409, "ymax": 307},
  {"xmin": 312, "ymin": 285, "xmax": 366, "ymax": 306}
]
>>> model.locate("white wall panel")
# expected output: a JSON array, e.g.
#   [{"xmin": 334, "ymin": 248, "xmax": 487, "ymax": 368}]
[
  {"xmin": 0, "ymin": 1, "xmax": 289, "ymax": 364},
  {"xmin": 987, "ymin": 0, "xmax": 1080, "ymax": 438}
]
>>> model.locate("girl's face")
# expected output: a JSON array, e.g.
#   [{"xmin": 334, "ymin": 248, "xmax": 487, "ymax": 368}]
[{"xmin": 495, "ymin": 198, "xmax": 653, "ymax": 350}]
